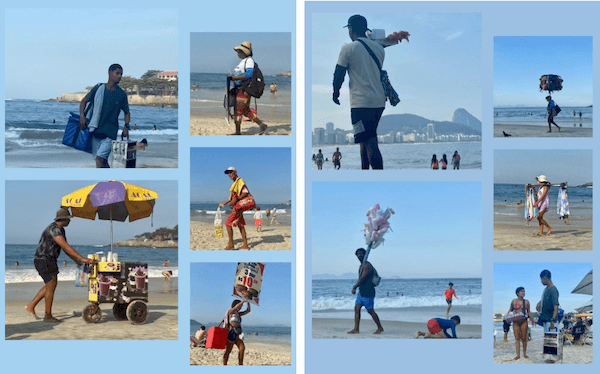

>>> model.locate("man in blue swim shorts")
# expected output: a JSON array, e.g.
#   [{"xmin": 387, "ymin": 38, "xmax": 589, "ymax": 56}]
[{"xmin": 348, "ymin": 248, "xmax": 384, "ymax": 334}]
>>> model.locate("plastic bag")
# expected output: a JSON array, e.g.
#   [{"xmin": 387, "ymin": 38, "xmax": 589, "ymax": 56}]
[
  {"xmin": 75, "ymin": 264, "xmax": 88, "ymax": 287},
  {"xmin": 214, "ymin": 207, "xmax": 223, "ymax": 238}
]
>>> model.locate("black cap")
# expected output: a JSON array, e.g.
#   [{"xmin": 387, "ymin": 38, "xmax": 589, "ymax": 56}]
[{"xmin": 343, "ymin": 14, "xmax": 368, "ymax": 33}]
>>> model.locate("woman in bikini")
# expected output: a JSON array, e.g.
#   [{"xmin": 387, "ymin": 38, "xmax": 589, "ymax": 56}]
[
  {"xmin": 507, "ymin": 287, "xmax": 530, "ymax": 360},
  {"xmin": 223, "ymin": 300, "xmax": 251, "ymax": 365},
  {"xmin": 532, "ymin": 175, "xmax": 552, "ymax": 236},
  {"xmin": 431, "ymin": 154, "xmax": 439, "ymax": 170}
]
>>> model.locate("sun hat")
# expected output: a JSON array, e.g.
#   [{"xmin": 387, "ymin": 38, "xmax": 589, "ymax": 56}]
[
  {"xmin": 224, "ymin": 167, "xmax": 237, "ymax": 174},
  {"xmin": 54, "ymin": 207, "xmax": 73, "ymax": 221},
  {"xmin": 234, "ymin": 42, "xmax": 252, "ymax": 56},
  {"xmin": 536, "ymin": 175, "xmax": 548, "ymax": 183}
]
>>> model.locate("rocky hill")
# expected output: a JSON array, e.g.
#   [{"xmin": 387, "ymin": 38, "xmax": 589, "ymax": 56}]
[{"xmin": 378, "ymin": 112, "xmax": 481, "ymax": 136}]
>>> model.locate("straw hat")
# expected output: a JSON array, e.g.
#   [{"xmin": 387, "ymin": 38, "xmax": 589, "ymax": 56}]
[
  {"xmin": 54, "ymin": 207, "xmax": 73, "ymax": 221},
  {"xmin": 234, "ymin": 42, "xmax": 252, "ymax": 56},
  {"xmin": 536, "ymin": 175, "xmax": 548, "ymax": 183}
]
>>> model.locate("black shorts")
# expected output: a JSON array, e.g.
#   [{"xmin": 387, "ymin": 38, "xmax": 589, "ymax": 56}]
[
  {"xmin": 34, "ymin": 258, "xmax": 59, "ymax": 284},
  {"xmin": 351, "ymin": 107, "xmax": 385, "ymax": 144},
  {"xmin": 446, "ymin": 299, "xmax": 452, "ymax": 305},
  {"xmin": 548, "ymin": 115, "xmax": 554, "ymax": 122}
]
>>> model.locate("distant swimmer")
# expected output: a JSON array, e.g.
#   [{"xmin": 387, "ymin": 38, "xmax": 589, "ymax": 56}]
[
  {"xmin": 516, "ymin": 200, "xmax": 523, "ymax": 206},
  {"xmin": 270, "ymin": 83, "xmax": 278, "ymax": 94},
  {"xmin": 153, "ymin": 125, "xmax": 158, "ymax": 130},
  {"xmin": 579, "ymin": 111, "xmax": 582, "ymax": 119},
  {"xmin": 133, "ymin": 124, "xmax": 138, "ymax": 130},
  {"xmin": 63, "ymin": 260, "xmax": 67, "ymax": 267},
  {"xmin": 15, "ymin": 261, "xmax": 19, "ymax": 266},
  {"xmin": 414, "ymin": 316, "xmax": 461, "ymax": 338},
  {"xmin": 503, "ymin": 131, "xmax": 512, "ymax": 137}
]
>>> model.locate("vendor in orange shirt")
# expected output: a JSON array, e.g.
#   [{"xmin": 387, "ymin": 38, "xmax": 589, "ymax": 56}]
[{"xmin": 445, "ymin": 282, "xmax": 458, "ymax": 318}]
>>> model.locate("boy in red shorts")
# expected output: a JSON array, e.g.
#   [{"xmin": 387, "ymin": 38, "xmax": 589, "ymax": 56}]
[{"xmin": 414, "ymin": 316, "xmax": 461, "ymax": 339}]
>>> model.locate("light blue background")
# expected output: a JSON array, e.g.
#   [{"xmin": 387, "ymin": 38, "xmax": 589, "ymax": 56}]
[
  {"xmin": 2, "ymin": 0, "xmax": 295, "ymax": 373},
  {"xmin": 305, "ymin": 1, "xmax": 598, "ymax": 372}
]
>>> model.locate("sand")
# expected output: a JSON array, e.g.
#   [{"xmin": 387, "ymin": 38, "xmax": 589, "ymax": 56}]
[
  {"xmin": 494, "ymin": 124, "xmax": 592, "ymax": 137},
  {"xmin": 190, "ymin": 115, "xmax": 291, "ymax": 136},
  {"xmin": 312, "ymin": 317, "xmax": 481, "ymax": 339},
  {"xmin": 190, "ymin": 341, "xmax": 291, "ymax": 365},
  {"xmin": 190, "ymin": 220, "xmax": 291, "ymax": 251},
  {"xmin": 494, "ymin": 333, "xmax": 593, "ymax": 364},
  {"xmin": 494, "ymin": 222, "xmax": 592, "ymax": 251},
  {"xmin": 5, "ymin": 278, "xmax": 178, "ymax": 340}
]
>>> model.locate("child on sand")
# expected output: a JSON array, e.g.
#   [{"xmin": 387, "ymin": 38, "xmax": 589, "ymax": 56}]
[
  {"xmin": 414, "ymin": 316, "xmax": 461, "ymax": 338},
  {"xmin": 253, "ymin": 207, "xmax": 264, "ymax": 232}
]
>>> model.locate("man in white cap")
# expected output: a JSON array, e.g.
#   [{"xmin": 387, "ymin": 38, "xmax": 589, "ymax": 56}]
[
  {"xmin": 219, "ymin": 167, "xmax": 254, "ymax": 250},
  {"xmin": 532, "ymin": 175, "xmax": 552, "ymax": 235},
  {"xmin": 25, "ymin": 207, "xmax": 93, "ymax": 322},
  {"xmin": 333, "ymin": 14, "xmax": 385, "ymax": 169}
]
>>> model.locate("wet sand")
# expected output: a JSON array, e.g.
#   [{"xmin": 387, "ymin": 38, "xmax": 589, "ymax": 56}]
[{"xmin": 494, "ymin": 123, "xmax": 592, "ymax": 137}]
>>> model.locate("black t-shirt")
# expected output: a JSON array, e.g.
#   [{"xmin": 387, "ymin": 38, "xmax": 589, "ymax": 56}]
[
  {"xmin": 357, "ymin": 262, "xmax": 375, "ymax": 298},
  {"xmin": 88, "ymin": 84, "xmax": 130, "ymax": 140},
  {"xmin": 34, "ymin": 222, "xmax": 65, "ymax": 262}
]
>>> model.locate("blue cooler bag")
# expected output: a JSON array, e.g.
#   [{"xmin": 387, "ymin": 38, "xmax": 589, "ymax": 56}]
[{"xmin": 62, "ymin": 112, "xmax": 92, "ymax": 153}]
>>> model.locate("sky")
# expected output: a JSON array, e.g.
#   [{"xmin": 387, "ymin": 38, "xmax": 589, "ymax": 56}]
[
  {"xmin": 190, "ymin": 147, "xmax": 292, "ymax": 204},
  {"xmin": 311, "ymin": 12, "xmax": 481, "ymax": 130},
  {"xmin": 494, "ymin": 150, "xmax": 592, "ymax": 185},
  {"xmin": 190, "ymin": 32, "xmax": 291, "ymax": 76},
  {"xmin": 311, "ymin": 182, "xmax": 482, "ymax": 278},
  {"xmin": 494, "ymin": 263, "xmax": 592, "ymax": 314},
  {"xmin": 190, "ymin": 262, "xmax": 291, "ymax": 326},
  {"xmin": 4, "ymin": 9, "xmax": 178, "ymax": 100},
  {"xmin": 494, "ymin": 36, "xmax": 593, "ymax": 107},
  {"xmin": 5, "ymin": 180, "xmax": 177, "ymax": 245}
]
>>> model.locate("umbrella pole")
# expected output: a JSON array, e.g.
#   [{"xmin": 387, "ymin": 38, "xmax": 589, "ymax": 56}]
[{"xmin": 110, "ymin": 205, "xmax": 113, "ymax": 255}]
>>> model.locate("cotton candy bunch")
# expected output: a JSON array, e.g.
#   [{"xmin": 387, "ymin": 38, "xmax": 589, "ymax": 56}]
[
  {"xmin": 386, "ymin": 31, "xmax": 410, "ymax": 42},
  {"xmin": 364, "ymin": 204, "xmax": 395, "ymax": 249}
]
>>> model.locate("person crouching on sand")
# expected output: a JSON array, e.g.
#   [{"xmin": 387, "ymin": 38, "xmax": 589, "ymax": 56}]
[
  {"xmin": 219, "ymin": 167, "xmax": 255, "ymax": 250},
  {"xmin": 414, "ymin": 316, "xmax": 461, "ymax": 338},
  {"xmin": 531, "ymin": 174, "xmax": 552, "ymax": 236},
  {"xmin": 348, "ymin": 248, "xmax": 384, "ymax": 335}
]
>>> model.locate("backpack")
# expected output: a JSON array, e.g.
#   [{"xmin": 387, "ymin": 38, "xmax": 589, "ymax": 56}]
[
  {"xmin": 372, "ymin": 266, "xmax": 381, "ymax": 287},
  {"xmin": 241, "ymin": 59, "xmax": 265, "ymax": 98}
]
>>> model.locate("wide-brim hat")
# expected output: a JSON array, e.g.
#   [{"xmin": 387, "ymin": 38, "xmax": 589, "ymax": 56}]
[
  {"xmin": 224, "ymin": 166, "xmax": 237, "ymax": 174},
  {"xmin": 536, "ymin": 174, "xmax": 548, "ymax": 183},
  {"xmin": 54, "ymin": 207, "xmax": 73, "ymax": 221},
  {"xmin": 234, "ymin": 41, "xmax": 252, "ymax": 56}
]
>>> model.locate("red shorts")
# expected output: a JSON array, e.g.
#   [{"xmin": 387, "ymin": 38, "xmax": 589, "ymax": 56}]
[
  {"xmin": 255, "ymin": 219, "xmax": 262, "ymax": 225},
  {"xmin": 225, "ymin": 196, "xmax": 255, "ymax": 227},
  {"xmin": 427, "ymin": 319, "xmax": 442, "ymax": 334}
]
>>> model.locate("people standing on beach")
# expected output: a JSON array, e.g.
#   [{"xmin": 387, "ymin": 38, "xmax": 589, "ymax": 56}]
[
  {"xmin": 545, "ymin": 96, "xmax": 561, "ymax": 133},
  {"xmin": 63, "ymin": 259, "xmax": 67, "ymax": 267},
  {"xmin": 253, "ymin": 207, "xmax": 264, "ymax": 232},
  {"xmin": 431, "ymin": 154, "xmax": 439, "ymax": 170},
  {"xmin": 333, "ymin": 148, "xmax": 342, "ymax": 170},
  {"xmin": 333, "ymin": 14, "xmax": 386, "ymax": 170},
  {"xmin": 79, "ymin": 64, "xmax": 131, "ymax": 168},
  {"xmin": 265, "ymin": 207, "xmax": 271, "ymax": 222},
  {"xmin": 445, "ymin": 282, "xmax": 458, "ymax": 318},
  {"xmin": 441, "ymin": 154, "xmax": 448, "ymax": 170},
  {"xmin": 270, "ymin": 83, "xmax": 278, "ymax": 94},
  {"xmin": 531, "ymin": 175, "xmax": 552, "ymax": 236},
  {"xmin": 219, "ymin": 167, "xmax": 255, "ymax": 250},
  {"xmin": 503, "ymin": 316, "xmax": 511, "ymax": 342},
  {"xmin": 15, "ymin": 261, "xmax": 19, "ymax": 266},
  {"xmin": 536, "ymin": 269, "xmax": 559, "ymax": 333},
  {"xmin": 452, "ymin": 151, "xmax": 461, "ymax": 170},
  {"xmin": 573, "ymin": 110, "xmax": 576, "ymax": 117},
  {"xmin": 270, "ymin": 205, "xmax": 280, "ymax": 226},
  {"xmin": 507, "ymin": 287, "xmax": 530, "ymax": 360},
  {"xmin": 316, "ymin": 149, "xmax": 324, "ymax": 170},
  {"xmin": 223, "ymin": 300, "xmax": 251, "ymax": 365},
  {"xmin": 229, "ymin": 41, "xmax": 268, "ymax": 135},
  {"xmin": 25, "ymin": 208, "xmax": 93, "ymax": 322},
  {"xmin": 579, "ymin": 111, "xmax": 582, "ymax": 119},
  {"xmin": 164, "ymin": 260, "xmax": 169, "ymax": 267},
  {"xmin": 348, "ymin": 248, "xmax": 384, "ymax": 335},
  {"xmin": 414, "ymin": 316, "xmax": 461, "ymax": 338}
]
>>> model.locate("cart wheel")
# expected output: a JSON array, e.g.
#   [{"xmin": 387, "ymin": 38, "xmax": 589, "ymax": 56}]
[
  {"xmin": 112, "ymin": 303, "xmax": 128, "ymax": 320},
  {"xmin": 83, "ymin": 304, "xmax": 102, "ymax": 323},
  {"xmin": 126, "ymin": 300, "xmax": 149, "ymax": 325}
]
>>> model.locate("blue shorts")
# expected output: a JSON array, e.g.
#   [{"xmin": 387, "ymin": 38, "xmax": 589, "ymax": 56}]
[
  {"xmin": 355, "ymin": 294, "xmax": 375, "ymax": 310},
  {"xmin": 91, "ymin": 137, "xmax": 113, "ymax": 160}
]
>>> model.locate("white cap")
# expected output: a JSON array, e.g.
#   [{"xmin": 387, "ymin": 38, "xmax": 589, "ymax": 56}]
[
  {"xmin": 224, "ymin": 167, "xmax": 237, "ymax": 174},
  {"xmin": 536, "ymin": 175, "xmax": 548, "ymax": 183}
]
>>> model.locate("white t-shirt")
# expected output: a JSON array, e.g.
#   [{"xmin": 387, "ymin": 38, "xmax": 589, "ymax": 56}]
[
  {"xmin": 337, "ymin": 37, "xmax": 386, "ymax": 108},
  {"xmin": 253, "ymin": 211, "xmax": 265, "ymax": 220},
  {"xmin": 233, "ymin": 57, "xmax": 255, "ymax": 86}
]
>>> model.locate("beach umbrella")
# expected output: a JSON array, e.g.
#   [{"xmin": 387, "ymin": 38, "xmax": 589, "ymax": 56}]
[
  {"xmin": 574, "ymin": 313, "xmax": 593, "ymax": 318},
  {"xmin": 61, "ymin": 180, "xmax": 158, "ymax": 252},
  {"xmin": 571, "ymin": 270, "xmax": 593, "ymax": 295}
]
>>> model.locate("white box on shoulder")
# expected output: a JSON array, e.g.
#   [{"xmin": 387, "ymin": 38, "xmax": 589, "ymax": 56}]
[{"xmin": 367, "ymin": 29, "xmax": 398, "ymax": 48}]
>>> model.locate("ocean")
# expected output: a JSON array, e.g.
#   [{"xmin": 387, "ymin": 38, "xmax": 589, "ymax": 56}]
[
  {"xmin": 190, "ymin": 319, "xmax": 291, "ymax": 345},
  {"xmin": 493, "ymin": 106, "xmax": 593, "ymax": 127},
  {"xmin": 312, "ymin": 278, "xmax": 482, "ymax": 324},
  {"xmin": 494, "ymin": 183, "xmax": 593, "ymax": 220},
  {"xmin": 5, "ymin": 99, "xmax": 178, "ymax": 167},
  {"xmin": 5, "ymin": 244, "xmax": 178, "ymax": 283},
  {"xmin": 190, "ymin": 72, "xmax": 291, "ymax": 121},
  {"xmin": 311, "ymin": 142, "xmax": 481, "ymax": 170},
  {"xmin": 190, "ymin": 203, "xmax": 292, "ymax": 225}
]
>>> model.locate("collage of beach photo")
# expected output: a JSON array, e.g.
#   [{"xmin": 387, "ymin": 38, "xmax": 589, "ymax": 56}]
[{"xmin": 2, "ymin": 1, "xmax": 600, "ymax": 374}]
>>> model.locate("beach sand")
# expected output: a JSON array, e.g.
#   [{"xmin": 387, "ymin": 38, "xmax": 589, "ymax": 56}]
[
  {"xmin": 5, "ymin": 278, "xmax": 178, "ymax": 340},
  {"xmin": 494, "ymin": 123, "xmax": 592, "ymax": 137},
  {"xmin": 190, "ymin": 115, "xmax": 291, "ymax": 136},
  {"xmin": 494, "ymin": 220, "xmax": 592, "ymax": 251},
  {"xmin": 190, "ymin": 220, "xmax": 291, "ymax": 251},
  {"xmin": 190, "ymin": 341, "xmax": 291, "ymax": 365},
  {"xmin": 312, "ymin": 318, "xmax": 481, "ymax": 339},
  {"xmin": 493, "ymin": 334, "xmax": 592, "ymax": 364}
]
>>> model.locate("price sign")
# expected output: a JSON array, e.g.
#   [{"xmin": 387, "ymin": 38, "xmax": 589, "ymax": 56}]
[{"xmin": 233, "ymin": 262, "xmax": 265, "ymax": 305}]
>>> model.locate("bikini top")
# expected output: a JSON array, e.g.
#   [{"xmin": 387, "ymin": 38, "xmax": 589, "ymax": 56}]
[
  {"xmin": 512, "ymin": 299, "xmax": 528, "ymax": 315},
  {"xmin": 230, "ymin": 311, "xmax": 241, "ymax": 324}
]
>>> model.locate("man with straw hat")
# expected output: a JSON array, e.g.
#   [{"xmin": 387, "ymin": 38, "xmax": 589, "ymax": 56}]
[
  {"xmin": 229, "ymin": 41, "xmax": 268, "ymax": 135},
  {"xmin": 25, "ymin": 207, "xmax": 93, "ymax": 322}
]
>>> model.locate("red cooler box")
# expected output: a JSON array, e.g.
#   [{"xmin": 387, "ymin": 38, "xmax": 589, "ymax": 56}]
[{"xmin": 206, "ymin": 326, "xmax": 228, "ymax": 349}]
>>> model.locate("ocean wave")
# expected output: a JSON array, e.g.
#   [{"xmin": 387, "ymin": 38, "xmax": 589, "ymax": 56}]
[
  {"xmin": 5, "ymin": 267, "xmax": 178, "ymax": 283},
  {"xmin": 494, "ymin": 212, "xmax": 520, "ymax": 216},
  {"xmin": 5, "ymin": 138, "xmax": 63, "ymax": 148},
  {"xmin": 312, "ymin": 295, "xmax": 482, "ymax": 310},
  {"xmin": 128, "ymin": 129, "xmax": 178, "ymax": 136}
]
